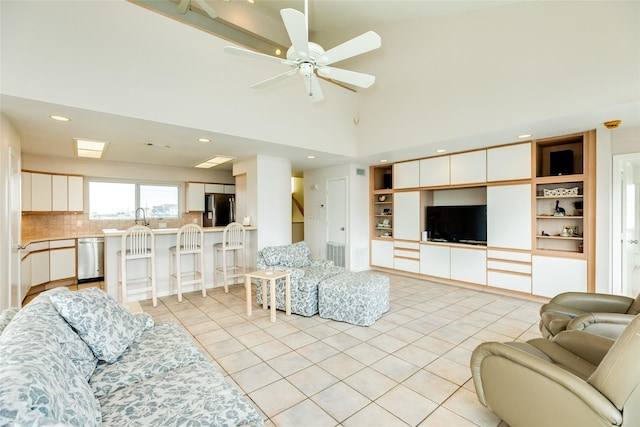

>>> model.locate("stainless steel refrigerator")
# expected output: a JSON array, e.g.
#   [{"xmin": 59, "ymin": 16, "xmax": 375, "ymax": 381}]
[{"xmin": 203, "ymin": 193, "xmax": 235, "ymax": 227}]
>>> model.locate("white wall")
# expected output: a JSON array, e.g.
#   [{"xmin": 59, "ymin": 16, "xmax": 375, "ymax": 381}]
[{"xmin": 0, "ymin": 114, "xmax": 22, "ymax": 310}]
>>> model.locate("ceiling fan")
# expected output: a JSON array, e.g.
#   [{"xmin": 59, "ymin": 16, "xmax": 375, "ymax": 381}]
[
  {"xmin": 177, "ymin": 0, "xmax": 224, "ymax": 19},
  {"xmin": 223, "ymin": 0, "xmax": 382, "ymax": 102}
]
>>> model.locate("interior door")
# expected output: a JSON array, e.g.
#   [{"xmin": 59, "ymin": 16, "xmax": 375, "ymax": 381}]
[
  {"xmin": 9, "ymin": 148, "xmax": 22, "ymax": 307},
  {"xmin": 327, "ymin": 178, "xmax": 347, "ymax": 245},
  {"xmin": 612, "ymin": 153, "xmax": 640, "ymax": 297}
]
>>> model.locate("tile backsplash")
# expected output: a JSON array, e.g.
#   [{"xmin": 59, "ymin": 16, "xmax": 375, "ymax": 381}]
[{"xmin": 22, "ymin": 212, "xmax": 202, "ymax": 242}]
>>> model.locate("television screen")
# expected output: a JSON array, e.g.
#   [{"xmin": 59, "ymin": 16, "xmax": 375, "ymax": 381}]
[{"xmin": 426, "ymin": 205, "xmax": 487, "ymax": 245}]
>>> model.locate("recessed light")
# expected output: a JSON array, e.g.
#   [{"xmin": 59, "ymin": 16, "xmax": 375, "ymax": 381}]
[
  {"xmin": 49, "ymin": 115, "xmax": 70, "ymax": 122},
  {"xmin": 275, "ymin": 48, "xmax": 282, "ymax": 56},
  {"xmin": 307, "ymin": 155, "xmax": 316, "ymax": 159},
  {"xmin": 198, "ymin": 138, "xmax": 211, "ymax": 143},
  {"xmin": 518, "ymin": 134, "xmax": 533, "ymax": 139},
  {"xmin": 246, "ymin": 0, "xmax": 255, "ymax": 3},
  {"xmin": 436, "ymin": 149, "xmax": 446, "ymax": 153},
  {"xmin": 379, "ymin": 159, "xmax": 388, "ymax": 163}
]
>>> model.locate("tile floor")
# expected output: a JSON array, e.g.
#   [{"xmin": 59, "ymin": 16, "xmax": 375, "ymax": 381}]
[{"xmin": 135, "ymin": 272, "xmax": 543, "ymax": 427}]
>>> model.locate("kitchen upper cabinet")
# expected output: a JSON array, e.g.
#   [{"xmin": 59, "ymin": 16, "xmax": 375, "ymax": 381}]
[
  {"xmin": 52, "ymin": 175, "xmax": 68, "ymax": 211},
  {"xmin": 223, "ymin": 184, "xmax": 236, "ymax": 194},
  {"xmin": 393, "ymin": 161, "xmax": 420, "ymax": 189},
  {"xmin": 21, "ymin": 172, "xmax": 32, "ymax": 211},
  {"xmin": 22, "ymin": 172, "xmax": 83, "ymax": 212},
  {"xmin": 68, "ymin": 176, "xmax": 84, "ymax": 211},
  {"xmin": 487, "ymin": 184, "xmax": 532, "ymax": 250},
  {"xmin": 450, "ymin": 150, "xmax": 486, "ymax": 185},
  {"xmin": 204, "ymin": 183, "xmax": 224, "ymax": 193},
  {"xmin": 31, "ymin": 173, "xmax": 52, "ymax": 211},
  {"xmin": 420, "ymin": 156, "xmax": 450, "ymax": 187},
  {"xmin": 393, "ymin": 191, "xmax": 421, "ymax": 241},
  {"xmin": 186, "ymin": 182, "xmax": 205, "ymax": 212},
  {"xmin": 487, "ymin": 143, "xmax": 532, "ymax": 182}
]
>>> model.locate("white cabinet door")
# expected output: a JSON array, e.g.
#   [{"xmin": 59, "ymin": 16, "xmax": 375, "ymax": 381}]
[
  {"xmin": 532, "ymin": 256, "xmax": 587, "ymax": 297},
  {"xmin": 487, "ymin": 184, "xmax": 531, "ymax": 250},
  {"xmin": 52, "ymin": 175, "xmax": 68, "ymax": 211},
  {"xmin": 487, "ymin": 143, "xmax": 532, "ymax": 182},
  {"xmin": 50, "ymin": 247, "xmax": 76, "ymax": 281},
  {"xmin": 223, "ymin": 184, "xmax": 236, "ymax": 194},
  {"xmin": 451, "ymin": 247, "xmax": 487, "ymax": 285},
  {"xmin": 371, "ymin": 240, "xmax": 394, "ymax": 268},
  {"xmin": 31, "ymin": 250, "xmax": 50, "ymax": 286},
  {"xmin": 68, "ymin": 176, "xmax": 84, "ymax": 211},
  {"xmin": 419, "ymin": 156, "xmax": 450, "ymax": 187},
  {"xmin": 420, "ymin": 244, "xmax": 450, "ymax": 278},
  {"xmin": 31, "ymin": 173, "xmax": 52, "ymax": 211},
  {"xmin": 186, "ymin": 182, "xmax": 205, "ymax": 212},
  {"xmin": 450, "ymin": 150, "xmax": 486, "ymax": 185},
  {"xmin": 21, "ymin": 172, "xmax": 32, "ymax": 211},
  {"xmin": 204, "ymin": 183, "xmax": 224, "ymax": 193},
  {"xmin": 393, "ymin": 191, "xmax": 421, "ymax": 241},
  {"xmin": 393, "ymin": 160, "xmax": 420, "ymax": 189},
  {"xmin": 20, "ymin": 253, "xmax": 31, "ymax": 305}
]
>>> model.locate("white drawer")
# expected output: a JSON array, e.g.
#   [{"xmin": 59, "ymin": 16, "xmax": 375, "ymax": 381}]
[
  {"xmin": 394, "ymin": 257, "xmax": 420, "ymax": 273},
  {"xmin": 394, "ymin": 241, "xmax": 420, "ymax": 250},
  {"xmin": 487, "ymin": 271, "xmax": 531, "ymax": 293},
  {"xmin": 487, "ymin": 250, "xmax": 531, "ymax": 263},
  {"xmin": 30, "ymin": 241, "xmax": 50, "ymax": 251},
  {"xmin": 487, "ymin": 260, "xmax": 531, "ymax": 274},
  {"xmin": 394, "ymin": 249, "xmax": 419, "ymax": 259},
  {"xmin": 50, "ymin": 239, "xmax": 75, "ymax": 249}
]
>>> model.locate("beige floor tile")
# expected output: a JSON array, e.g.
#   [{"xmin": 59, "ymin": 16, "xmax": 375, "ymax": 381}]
[
  {"xmin": 203, "ymin": 337, "xmax": 246, "ymax": 359},
  {"xmin": 393, "ymin": 344, "xmax": 439, "ymax": 368},
  {"xmin": 442, "ymin": 387, "xmax": 502, "ymax": 427},
  {"xmin": 230, "ymin": 363, "xmax": 282, "ymax": 394},
  {"xmin": 311, "ymin": 382, "xmax": 370, "ymax": 422},
  {"xmin": 403, "ymin": 370, "xmax": 459, "ymax": 404},
  {"xmin": 342, "ymin": 367, "xmax": 397, "ymax": 400},
  {"xmin": 343, "ymin": 342, "xmax": 387, "ymax": 366},
  {"xmin": 296, "ymin": 341, "xmax": 340, "ymax": 364},
  {"xmin": 216, "ymin": 348, "xmax": 262, "ymax": 374},
  {"xmin": 368, "ymin": 333, "xmax": 407, "ymax": 353},
  {"xmin": 249, "ymin": 379, "xmax": 306, "ymax": 418},
  {"xmin": 343, "ymin": 403, "xmax": 408, "ymax": 427},
  {"xmin": 370, "ymin": 354, "xmax": 420, "ymax": 382},
  {"xmin": 317, "ymin": 353, "xmax": 366, "ymax": 380},
  {"xmin": 424, "ymin": 357, "xmax": 471, "ymax": 386},
  {"xmin": 321, "ymin": 332, "xmax": 362, "ymax": 352},
  {"xmin": 376, "ymin": 384, "xmax": 439, "ymax": 426},
  {"xmin": 250, "ymin": 340, "xmax": 292, "ymax": 361},
  {"xmin": 287, "ymin": 365, "xmax": 339, "ymax": 397},
  {"xmin": 419, "ymin": 406, "xmax": 479, "ymax": 427},
  {"xmin": 278, "ymin": 330, "xmax": 318, "ymax": 350},
  {"xmin": 271, "ymin": 399, "xmax": 339, "ymax": 427},
  {"xmin": 267, "ymin": 351, "xmax": 313, "ymax": 377}
]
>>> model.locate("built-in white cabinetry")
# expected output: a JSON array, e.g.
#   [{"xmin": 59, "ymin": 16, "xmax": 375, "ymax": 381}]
[
  {"xmin": 186, "ymin": 182, "xmax": 205, "ymax": 212},
  {"xmin": 393, "ymin": 161, "xmax": 420, "ymax": 189},
  {"xmin": 224, "ymin": 184, "xmax": 236, "ymax": 194},
  {"xmin": 487, "ymin": 143, "xmax": 532, "ymax": 181},
  {"xmin": 204, "ymin": 183, "xmax": 224, "ymax": 193},
  {"xmin": 393, "ymin": 191, "xmax": 421, "ymax": 241},
  {"xmin": 21, "ymin": 172, "xmax": 32, "ymax": 211},
  {"xmin": 52, "ymin": 175, "xmax": 68, "ymax": 211},
  {"xmin": 394, "ymin": 241, "xmax": 420, "ymax": 273},
  {"xmin": 22, "ymin": 172, "xmax": 83, "ymax": 212},
  {"xmin": 487, "ymin": 249, "xmax": 532, "ymax": 293},
  {"xmin": 49, "ymin": 239, "xmax": 76, "ymax": 282},
  {"xmin": 20, "ymin": 247, "xmax": 31, "ymax": 306},
  {"xmin": 420, "ymin": 244, "xmax": 450, "ymax": 279},
  {"xmin": 68, "ymin": 176, "xmax": 84, "ymax": 211},
  {"xmin": 420, "ymin": 157, "xmax": 450, "ymax": 187},
  {"xmin": 450, "ymin": 247, "xmax": 486, "ymax": 285},
  {"xmin": 532, "ymin": 256, "xmax": 587, "ymax": 297},
  {"xmin": 487, "ymin": 184, "xmax": 531, "ymax": 250},
  {"xmin": 450, "ymin": 151, "xmax": 486, "ymax": 185},
  {"xmin": 371, "ymin": 239, "xmax": 394, "ymax": 269},
  {"xmin": 30, "ymin": 242, "xmax": 50, "ymax": 287},
  {"xmin": 31, "ymin": 173, "xmax": 52, "ymax": 212}
]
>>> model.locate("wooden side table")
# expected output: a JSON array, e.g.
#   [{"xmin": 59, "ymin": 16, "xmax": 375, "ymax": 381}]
[{"xmin": 244, "ymin": 270, "xmax": 291, "ymax": 322}]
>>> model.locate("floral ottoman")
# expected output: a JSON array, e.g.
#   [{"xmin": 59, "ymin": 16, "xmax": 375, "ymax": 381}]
[{"xmin": 317, "ymin": 272, "xmax": 390, "ymax": 326}]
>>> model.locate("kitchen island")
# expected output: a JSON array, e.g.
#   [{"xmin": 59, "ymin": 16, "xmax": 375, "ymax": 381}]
[{"xmin": 103, "ymin": 226, "xmax": 257, "ymax": 303}]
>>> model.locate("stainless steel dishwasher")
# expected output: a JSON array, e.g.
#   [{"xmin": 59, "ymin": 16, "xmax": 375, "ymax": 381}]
[{"xmin": 77, "ymin": 237, "xmax": 104, "ymax": 283}]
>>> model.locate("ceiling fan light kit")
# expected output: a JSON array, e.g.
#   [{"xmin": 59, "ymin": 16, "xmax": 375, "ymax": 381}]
[{"xmin": 224, "ymin": 0, "xmax": 382, "ymax": 102}]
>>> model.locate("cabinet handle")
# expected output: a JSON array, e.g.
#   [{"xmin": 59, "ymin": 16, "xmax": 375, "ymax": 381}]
[{"xmin": 630, "ymin": 240, "xmax": 639, "ymax": 244}]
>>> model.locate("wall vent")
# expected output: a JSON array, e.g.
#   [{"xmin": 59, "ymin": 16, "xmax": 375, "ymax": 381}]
[{"xmin": 326, "ymin": 243, "xmax": 346, "ymax": 267}]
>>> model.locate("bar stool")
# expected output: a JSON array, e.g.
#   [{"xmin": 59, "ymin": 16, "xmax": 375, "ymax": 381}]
[
  {"xmin": 169, "ymin": 224, "xmax": 205, "ymax": 302},
  {"xmin": 213, "ymin": 222, "xmax": 246, "ymax": 293},
  {"xmin": 118, "ymin": 225, "xmax": 157, "ymax": 307}
]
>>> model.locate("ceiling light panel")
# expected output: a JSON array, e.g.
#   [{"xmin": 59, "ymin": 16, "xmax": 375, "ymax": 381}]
[{"xmin": 75, "ymin": 138, "xmax": 107, "ymax": 158}]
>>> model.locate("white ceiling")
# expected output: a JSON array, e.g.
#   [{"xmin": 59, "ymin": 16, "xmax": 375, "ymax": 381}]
[{"xmin": 2, "ymin": 0, "xmax": 638, "ymax": 175}]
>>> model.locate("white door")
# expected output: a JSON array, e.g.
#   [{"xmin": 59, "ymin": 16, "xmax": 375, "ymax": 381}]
[
  {"xmin": 612, "ymin": 153, "xmax": 640, "ymax": 297},
  {"xmin": 327, "ymin": 178, "xmax": 347, "ymax": 245},
  {"xmin": 9, "ymin": 148, "xmax": 22, "ymax": 307}
]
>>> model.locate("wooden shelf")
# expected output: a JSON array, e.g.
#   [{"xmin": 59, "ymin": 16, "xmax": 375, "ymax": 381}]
[
  {"xmin": 536, "ymin": 215, "xmax": 583, "ymax": 219},
  {"xmin": 536, "ymin": 195, "xmax": 583, "ymax": 199},
  {"xmin": 537, "ymin": 235, "xmax": 583, "ymax": 240}
]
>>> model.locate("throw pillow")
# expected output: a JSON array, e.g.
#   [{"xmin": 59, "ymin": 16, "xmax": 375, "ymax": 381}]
[
  {"xmin": 50, "ymin": 287, "xmax": 154, "ymax": 363},
  {"xmin": 262, "ymin": 242, "xmax": 312, "ymax": 268}
]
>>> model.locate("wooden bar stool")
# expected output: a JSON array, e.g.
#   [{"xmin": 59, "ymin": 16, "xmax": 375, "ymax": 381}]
[
  {"xmin": 213, "ymin": 222, "xmax": 246, "ymax": 293},
  {"xmin": 169, "ymin": 224, "xmax": 205, "ymax": 302},
  {"xmin": 118, "ymin": 225, "xmax": 157, "ymax": 307}
]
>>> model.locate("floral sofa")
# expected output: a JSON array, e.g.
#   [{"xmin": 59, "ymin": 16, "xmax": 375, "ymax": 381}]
[
  {"xmin": 256, "ymin": 241, "xmax": 345, "ymax": 316},
  {"xmin": 0, "ymin": 287, "xmax": 263, "ymax": 427}
]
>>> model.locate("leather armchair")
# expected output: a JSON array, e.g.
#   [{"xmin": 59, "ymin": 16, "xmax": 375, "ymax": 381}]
[
  {"xmin": 471, "ymin": 314, "xmax": 640, "ymax": 427},
  {"xmin": 539, "ymin": 291, "xmax": 640, "ymax": 339}
]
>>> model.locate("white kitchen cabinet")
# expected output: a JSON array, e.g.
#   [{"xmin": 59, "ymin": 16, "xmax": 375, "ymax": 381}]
[
  {"xmin": 419, "ymin": 156, "xmax": 450, "ymax": 187},
  {"xmin": 371, "ymin": 239, "xmax": 394, "ymax": 269},
  {"xmin": 450, "ymin": 150, "xmax": 486, "ymax": 185},
  {"xmin": 487, "ymin": 143, "xmax": 532, "ymax": 182},
  {"xmin": 68, "ymin": 176, "xmax": 84, "ymax": 211},
  {"xmin": 223, "ymin": 184, "xmax": 236, "ymax": 194},
  {"xmin": 420, "ymin": 244, "xmax": 450, "ymax": 279},
  {"xmin": 20, "ymin": 249, "xmax": 31, "ymax": 306},
  {"xmin": 393, "ymin": 191, "xmax": 421, "ymax": 241},
  {"xmin": 532, "ymin": 256, "xmax": 587, "ymax": 297},
  {"xmin": 50, "ymin": 244, "xmax": 76, "ymax": 281},
  {"xmin": 204, "ymin": 183, "xmax": 224, "ymax": 193},
  {"xmin": 450, "ymin": 247, "xmax": 486, "ymax": 285},
  {"xmin": 21, "ymin": 172, "xmax": 32, "ymax": 211},
  {"xmin": 487, "ymin": 184, "xmax": 531, "ymax": 250},
  {"xmin": 31, "ymin": 250, "xmax": 50, "ymax": 286},
  {"xmin": 52, "ymin": 175, "xmax": 68, "ymax": 211},
  {"xmin": 393, "ymin": 160, "xmax": 420, "ymax": 189},
  {"xmin": 31, "ymin": 173, "xmax": 52, "ymax": 211},
  {"xmin": 186, "ymin": 182, "xmax": 205, "ymax": 212}
]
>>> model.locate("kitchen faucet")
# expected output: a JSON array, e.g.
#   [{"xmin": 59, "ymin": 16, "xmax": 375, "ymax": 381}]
[{"xmin": 135, "ymin": 207, "xmax": 149, "ymax": 226}]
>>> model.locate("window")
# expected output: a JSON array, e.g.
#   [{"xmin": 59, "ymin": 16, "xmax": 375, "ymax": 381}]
[{"xmin": 89, "ymin": 181, "xmax": 180, "ymax": 220}]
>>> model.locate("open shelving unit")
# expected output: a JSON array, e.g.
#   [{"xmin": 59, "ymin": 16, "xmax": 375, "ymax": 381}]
[{"xmin": 371, "ymin": 165, "xmax": 393, "ymax": 239}]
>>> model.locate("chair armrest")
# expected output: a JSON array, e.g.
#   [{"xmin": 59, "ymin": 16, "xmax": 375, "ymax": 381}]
[
  {"xmin": 262, "ymin": 266, "xmax": 305, "ymax": 281},
  {"xmin": 309, "ymin": 259, "xmax": 334, "ymax": 268},
  {"xmin": 566, "ymin": 313, "xmax": 635, "ymax": 340},
  {"xmin": 544, "ymin": 292, "xmax": 633, "ymax": 314},
  {"xmin": 551, "ymin": 330, "xmax": 615, "ymax": 365}
]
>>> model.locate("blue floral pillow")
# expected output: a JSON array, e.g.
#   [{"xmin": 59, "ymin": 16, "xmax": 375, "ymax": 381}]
[
  {"xmin": 50, "ymin": 287, "xmax": 154, "ymax": 364},
  {"xmin": 262, "ymin": 242, "xmax": 312, "ymax": 268}
]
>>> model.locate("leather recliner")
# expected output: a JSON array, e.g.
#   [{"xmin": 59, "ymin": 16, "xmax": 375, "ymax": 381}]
[
  {"xmin": 471, "ymin": 314, "xmax": 640, "ymax": 427},
  {"xmin": 539, "ymin": 291, "xmax": 640, "ymax": 339}
]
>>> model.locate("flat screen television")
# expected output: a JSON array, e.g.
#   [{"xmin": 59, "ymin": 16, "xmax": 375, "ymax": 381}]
[{"xmin": 426, "ymin": 205, "xmax": 487, "ymax": 245}]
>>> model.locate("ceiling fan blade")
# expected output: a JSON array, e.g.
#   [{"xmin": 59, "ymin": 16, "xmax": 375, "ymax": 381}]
[
  {"xmin": 177, "ymin": 0, "xmax": 190, "ymax": 14},
  {"xmin": 301, "ymin": 71, "xmax": 323, "ymax": 102},
  {"xmin": 193, "ymin": 0, "xmax": 218, "ymax": 19},
  {"xmin": 224, "ymin": 46, "xmax": 296, "ymax": 66},
  {"xmin": 317, "ymin": 66, "xmax": 376, "ymax": 88},
  {"xmin": 320, "ymin": 31, "xmax": 382, "ymax": 66},
  {"xmin": 251, "ymin": 69, "xmax": 298, "ymax": 90},
  {"xmin": 281, "ymin": 8, "xmax": 309, "ymax": 59}
]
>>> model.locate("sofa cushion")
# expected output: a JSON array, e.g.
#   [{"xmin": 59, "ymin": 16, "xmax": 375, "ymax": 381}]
[
  {"xmin": 0, "ymin": 307, "xmax": 18, "ymax": 335},
  {"xmin": 90, "ymin": 320, "xmax": 208, "ymax": 398},
  {"xmin": 99, "ymin": 363, "xmax": 264, "ymax": 427},
  {"xmin": 0, "ymin": 320, "xmax": 102, "ymax": 426},
  {"xmin": 50, "ymin": 287, "xmax": 154, "ymax": 363},
  {"xmin": 2, "ymin": 289, "xmax": 98, "ymax": 380},
  {"xmin": 261, "ymin": 241, "xmax": 312, "ymax": 268}
]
